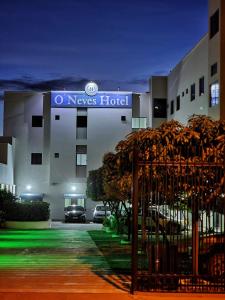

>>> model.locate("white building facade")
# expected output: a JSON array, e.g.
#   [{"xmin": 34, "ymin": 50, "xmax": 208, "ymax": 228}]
[
  {"xmin": 0, "ymin": 137, "xmax": 15, "ymax": 194},
  {"xmin": 2, "ymin": 89, "xmax": 151, "ymax": 220},
  {"xmin": 150, "ymin": 0, "xmax": 224, "ymax": 125}
]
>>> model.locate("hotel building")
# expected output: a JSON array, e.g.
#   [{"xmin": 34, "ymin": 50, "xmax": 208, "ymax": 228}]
[
  {"xmin": 0, "ymin": 0, "xmax": 224, "ymax": 220},
  {"xmin": 1, "ymin": 90, "xmax": 151, "ymax": 220}
]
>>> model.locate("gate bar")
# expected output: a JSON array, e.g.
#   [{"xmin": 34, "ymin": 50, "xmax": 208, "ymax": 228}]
[{"xmin": 131, "ymin": 144, "xmax": 139, "ymax": 293}]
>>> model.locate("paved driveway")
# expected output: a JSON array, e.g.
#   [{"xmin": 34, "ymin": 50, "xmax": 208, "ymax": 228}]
[
  {"xmin": 0, "ymin": 227, "xmax": 224, "ymax": 300},
  {"xmin": 51, "ymin": 221, "xmax": 102, "ymax": 230}
]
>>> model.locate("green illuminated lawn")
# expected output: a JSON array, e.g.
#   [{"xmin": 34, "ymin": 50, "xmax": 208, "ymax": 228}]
[
  {"xmin": 0, "ymin": 230, "xmax": 65, "ymax": 248},
  {"xmin": 0, "ymin": 229, "xmax": 112, "ymax": 270},
  {"xmin": 88, "ymin": 230, "xmax": 131, "ymax": 273}
]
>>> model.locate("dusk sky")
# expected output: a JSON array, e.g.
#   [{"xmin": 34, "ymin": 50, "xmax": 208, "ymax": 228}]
[{"xmin": 0, "ymin": 0, "xmax": 208, "ymax": 132}]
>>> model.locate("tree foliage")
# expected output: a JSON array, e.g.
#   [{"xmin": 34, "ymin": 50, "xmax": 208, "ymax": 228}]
[
  {"xmin": 116, "ymin": 115, "xmax": 225, "ymax": 211},
  {"xmin": 87, "ymin": 167, "xmax": 105, "ymax": 202}
]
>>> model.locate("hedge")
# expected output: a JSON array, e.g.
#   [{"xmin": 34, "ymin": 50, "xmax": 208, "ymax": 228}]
[{"xmin": 5, "ymin": 201, "xmax": 50, "ymax": 221}]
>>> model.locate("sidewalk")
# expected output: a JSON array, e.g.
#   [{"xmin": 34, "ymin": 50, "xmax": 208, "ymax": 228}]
[
  {"xmin": 1, "ymin": 291, "xmax": 225, "ymax": 300},
  {"xmin": 0, "ymin": 228, "xmax": 224, "ymax": 300}
]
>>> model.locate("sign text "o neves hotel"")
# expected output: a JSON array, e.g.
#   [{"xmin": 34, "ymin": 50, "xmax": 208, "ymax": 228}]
[{"xmin": 51, "ymin": 91, "xmax": 132, "ymax": 108}]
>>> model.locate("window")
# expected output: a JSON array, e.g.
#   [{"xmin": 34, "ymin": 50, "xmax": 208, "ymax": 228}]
[
  {"xmin": 76, "ymin": 114, "xmax": 87, "ymax": 139},
  {"xmin": 210, "ymin": 9, "xmax": 219, "ymax": 39},
  {"xmin": 170, "ymin": 100, "xmax": 174, "ymax": 115},
  {"xmin": 211, "ymin": 63, "xmax": 218, "ymax": 77},
  {"xmin": 153, "ymin": 98, "xmax": 167, "ymax": 118},
  {"xmin": 186, "ymin": 88, "xmax": 188, "ymax": 94},
  {"xmin": 132, "ymin": 118, "xmax": 147, "ymax": 129},
  {"xmin": 54, "ymin": 153, "xmax": 59, "ymax": 158},
  {"xmin": 182, "ymin": 92, "xmax": 184, "ymax": 97},
  {"xmin": 77, "ymin": 116, "xmax": 87, "ymax": 127},
  {"xmin": 31, "ymin": 153, "xmax": 42, "ymax": 165},
  {"xmin": 77, "ymin": 108, "xmax": 87, "ymax": 114},
  {"xmin": 176, "ymin": 96, "xmax": 180, "ymax": 111},
  {"xmin": 190, "ymin": 84, "xmax": 195, "ymax": 101},
  {"xmin": 32, "ymin": 116, "xmax": 43, "ymax": 127},
  {"xmin": 121, "ymin": 116, "xmax": 126, "ymax": 121},
  {"xmin": 55, "ymin": 115, "xmax": 60, "ymax": 120},
  {"xmin": 76, "ymin": 154, "xmax": 87, "ymax": 165},
  {"xmin": 199, "ymin": 77, "xmax": 204, "ymax": 96},
  {"xmin": 76, "ymin": 145, "xmax": 87, "ymax": 178},
  {"xmin": 210, "ymin": 82, "xmax": 220, "ymax": 107},
  {"xmin": 76, "ymin": 145, "xmax": 87, "ymax": 165}
]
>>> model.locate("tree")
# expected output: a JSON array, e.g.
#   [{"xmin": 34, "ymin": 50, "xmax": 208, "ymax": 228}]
[
  {"xmin": 114, "ymin": 115, "xmax": 225, "ymax": 211},
  {"xmin": 87, "ymin": 167, "xmax": 105, "ymax": 202}
]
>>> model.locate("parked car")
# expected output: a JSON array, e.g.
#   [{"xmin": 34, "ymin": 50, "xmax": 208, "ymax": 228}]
[
  {"xmin": 64, "ymin": 205, "xmax": 86, "ymax": 223},
  {"xmin": 93, "ymin": 205, "xmax": 111, "ymax": 223},
  {"xmin": 138, "ymin": 206, "xmax": 188, "ymax": 234}
]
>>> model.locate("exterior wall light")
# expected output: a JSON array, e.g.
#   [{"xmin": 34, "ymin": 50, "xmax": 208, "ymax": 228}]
[
  {"xmin": 26, "ymin": 185, "xmax": 32, "ymax": 190},
  {"xmin": 71, "ymin": 186, "xmax": 76, "ymax": 191}
]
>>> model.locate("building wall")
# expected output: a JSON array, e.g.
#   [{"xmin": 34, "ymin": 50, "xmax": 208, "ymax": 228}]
[
  {"xmin": 208, "ymin": 0, "xmax": 220, "ymax": 119},
  {"xmin": 167, "ymin": 35, "xmax": 209, "ymax": 125},
  {"xmin": 0, "ymin": 143, "xmax": 8, "ymax": 164},
  {"xmin": 47, "ymin": 104, "xmax": 133, "ymax": 219},
  {"xmin": 87, "ymin": 106, "xmax": 133, "ymax": 220},
  {"xmin": 151, "ymin": 76, "xmax": 167, "ymax": 128},
  {"xmin": 219, "ymin": 0, "xmax": 225, "ymax": 119},
  {"xmin": 139, "ymin": 93, "xmax": 152, "ymax": 128},
  {"xmin": 0, "ymin": 143, "xmax": 14, "ymax": 187},
  {"xmin": 87, "ymin": 107, "xmax": 132, "ymax": 171},
  {"xmin": 4, "ymin": 92, "xmax": 50, "ymax": 202},
  {"xmin": 149, "ymin": 0, "xmax": 221, "ymax": 125},
  {"xmin": 132, "ymin": 93, "xmax": 152, "ymax": 128},
  {"xmin": 3, "ymin": 91, "xmax": 149, "ymax": 220}
]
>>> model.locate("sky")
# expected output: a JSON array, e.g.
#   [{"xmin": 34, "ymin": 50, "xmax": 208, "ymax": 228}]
[{"xmin": 0, "ymin": 0, "xmax": 208, "ymax": 132}]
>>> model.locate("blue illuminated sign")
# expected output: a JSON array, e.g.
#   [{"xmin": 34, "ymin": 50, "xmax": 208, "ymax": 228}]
[{"xmin": 51, "ymin": 91, "xmax": 132, "ymax": 108}]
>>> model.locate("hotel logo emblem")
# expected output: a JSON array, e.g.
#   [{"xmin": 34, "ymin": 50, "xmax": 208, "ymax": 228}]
[{"xmin": 85, "ymin": 82, "xmax": 98, "ymax": 96}]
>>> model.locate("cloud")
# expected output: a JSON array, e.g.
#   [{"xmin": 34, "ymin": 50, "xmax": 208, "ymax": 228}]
[
  {"xmin": 126, "ymin": 78, "xmax": 147, "ymax": 86},
  {"xmin": 0, "ymin": 77, "xmax": 89, "ymax": 91},
  {"xmin": 0, "ymin": 76, "xmax": 148, "ymax": 93}
]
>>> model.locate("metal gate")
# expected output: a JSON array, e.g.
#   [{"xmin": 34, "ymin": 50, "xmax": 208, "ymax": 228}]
[{"xmin": 131, "ymin": 144, "xmax": 225, "ymax": 293}]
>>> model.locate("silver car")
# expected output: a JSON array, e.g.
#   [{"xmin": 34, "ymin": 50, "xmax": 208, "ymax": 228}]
[{"xmin": 93, "ymin": 205, "xmax": 111, "ymax": 223}]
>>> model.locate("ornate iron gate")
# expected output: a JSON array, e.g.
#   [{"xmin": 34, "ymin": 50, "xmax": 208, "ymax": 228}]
[{"xmin": 131, "ymin": 144, "xmax": 225, "ymax": 293}]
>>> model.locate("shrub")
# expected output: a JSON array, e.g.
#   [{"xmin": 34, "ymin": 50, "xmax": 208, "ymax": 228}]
[
  {"xmin": 5, "ymin": 201, "xmax": 50, "ymax": 221},
  {"xmin": 103, "ymin": 215, "xmax": 111, "ymax": 227},
  {"xmin": 0, "ymin": 189, "xmax": 16, "ymax": 212}
]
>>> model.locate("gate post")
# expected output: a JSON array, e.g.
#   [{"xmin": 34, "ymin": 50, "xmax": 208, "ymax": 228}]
[{"xmin": 131, "ymin": 143, "xmax": 139, "ymax": 293}]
